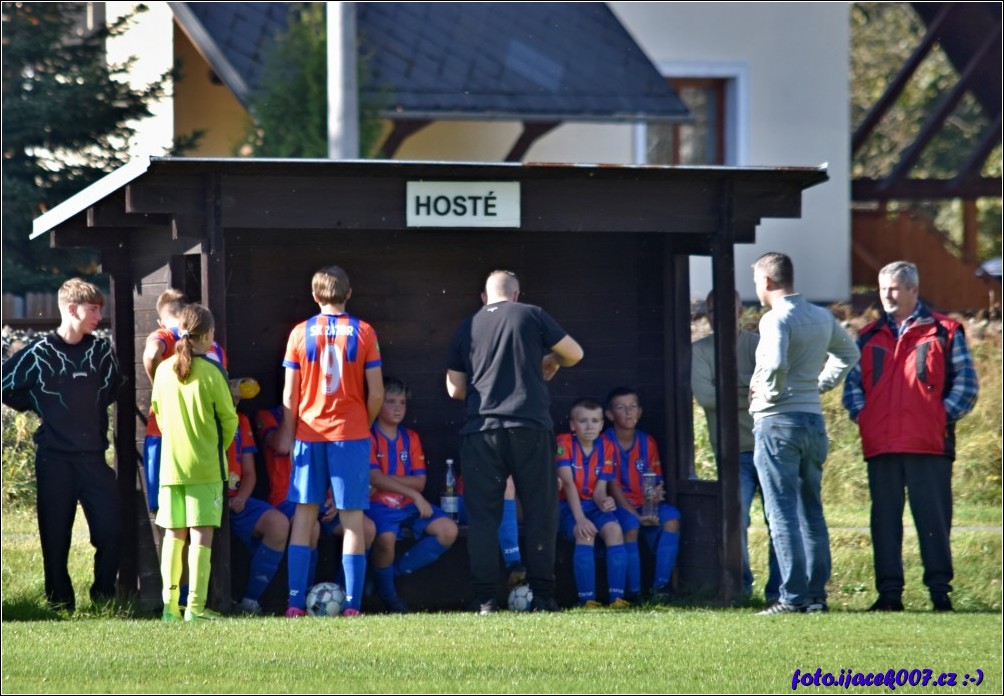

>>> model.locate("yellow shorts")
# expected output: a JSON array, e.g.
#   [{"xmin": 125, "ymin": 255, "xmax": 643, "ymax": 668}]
[{"xmin": 155, "ymin": 482, "xmax": 224, "ymax": 529}]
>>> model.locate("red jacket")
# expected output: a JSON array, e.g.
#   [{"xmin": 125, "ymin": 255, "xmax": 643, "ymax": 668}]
[{"xmin": 855, "ymin": 311, "xmax": 959, "ymax": 459}]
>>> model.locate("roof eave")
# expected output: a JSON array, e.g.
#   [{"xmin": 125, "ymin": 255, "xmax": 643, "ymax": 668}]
[{"xmin": 30, "ymin": 156, "xmax": 153, "ymax": 240}]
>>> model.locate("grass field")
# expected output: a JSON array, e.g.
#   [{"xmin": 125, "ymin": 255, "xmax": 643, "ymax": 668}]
[
  {"xmin": 2, "ymin": 505, "xmax": 1000, "ymax": 694},
  {"xmin": 2, "ymin": 609, "xmax": 1000, "ymax": 694},
  {"xmin": 2, "ymin": 321, "xmax": 1000, "ymax": 693}
]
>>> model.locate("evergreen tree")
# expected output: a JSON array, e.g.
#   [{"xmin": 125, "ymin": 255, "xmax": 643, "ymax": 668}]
[
  {"xmin": 239, "ymin": 2, "xmax": 384, "ymax": 159},
  {"xmin": 2, "ymin": 2, "xmax": 170, "ymax": 291}
]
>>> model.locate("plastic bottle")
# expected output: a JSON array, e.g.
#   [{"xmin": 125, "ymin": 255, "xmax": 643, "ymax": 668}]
[{"xmin": 441, "ymin": 459, "xmax": 459, "ymax": 520}]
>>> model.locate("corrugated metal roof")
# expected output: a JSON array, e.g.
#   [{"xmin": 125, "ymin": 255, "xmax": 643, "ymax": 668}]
[{"xmin": 170, "ymin": 2, "xmax": 689, "ymax": 123}]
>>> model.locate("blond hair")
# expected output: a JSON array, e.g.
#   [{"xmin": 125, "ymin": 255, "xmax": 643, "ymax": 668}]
[
  {"xmin": 57, "ymin": 278, "xmax": 104, "ymax": 308},
  {"xmin": 156, "ymin": 288, "xmax": 186, "ymax": 319}
]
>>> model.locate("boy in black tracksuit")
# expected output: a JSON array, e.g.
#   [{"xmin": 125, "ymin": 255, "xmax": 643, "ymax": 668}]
[{"xmin": 2, "ymin": 278, "xmax": 124, "ymax": 611}]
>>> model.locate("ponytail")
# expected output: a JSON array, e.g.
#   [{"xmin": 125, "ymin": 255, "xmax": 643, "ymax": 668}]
[{"xmin": 173, "ymin": 304, "xmax": 215, "ymax": 382}]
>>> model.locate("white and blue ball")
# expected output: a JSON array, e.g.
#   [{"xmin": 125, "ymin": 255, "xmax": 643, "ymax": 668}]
[
  {"xmin": 306, "ymin": 581, "xmax": 346, "ymax": 617},
  {"xmin": 508, "ymin": 584, "xmax": 534, "ymax": 611}
]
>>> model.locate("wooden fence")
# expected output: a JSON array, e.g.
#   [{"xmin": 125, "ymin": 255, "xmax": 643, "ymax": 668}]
[{"xmin": 2, "ymin": 292, "xmax": 112, "ymax": 329}]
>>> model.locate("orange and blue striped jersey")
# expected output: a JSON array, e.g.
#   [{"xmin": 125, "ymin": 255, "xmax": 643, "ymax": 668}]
[
  {"xmin": 282, "ymin": 313, "xmax": 381, "ymax": 442},
  {"xmin": 601, "ymin": 428, "xmax": 662, "ymax": 507},
  {"xmin": 254, "ymin": 406, "xmax": 291, "ymax": 507},
  {"xmin": 146, "ymin": 327, "xmax": 227, "ymax": 437},
  {"xmin": 370, "ymin": 424, "xmax": 426, "ymax": 507},
  {"xmin": 555, "ymin": 432, "xmax": 616, "ymax": 501},
  {"xmin": 226, "ymin": 413, "xmax": 257, "ymax": 497}
]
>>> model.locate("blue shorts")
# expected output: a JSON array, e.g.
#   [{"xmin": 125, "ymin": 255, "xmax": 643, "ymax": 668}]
[
  {"xmin": 558, "ymin": 499, "xmax": 620, "ymax": 542},
  {"xmin": 143, "ymin": 435, "xmax": 162, "ymax": 511},
  {"xmin": 614, "ymin": 502, "xmax": 681, "ymax": 533},
  {"xmin": 276, "ymin": 498, "xmax": 343, "ymax": 536},
  {"xmin": 367, "ymin": 501, "xmax": 448, "ymax": 539},
  {"xmin": 230, "ymin": 497, "xmax": 276, "ymax": 548},
  {"xmin": 289, "ymin": 439, "xmax": 370, "ymax": 510}
]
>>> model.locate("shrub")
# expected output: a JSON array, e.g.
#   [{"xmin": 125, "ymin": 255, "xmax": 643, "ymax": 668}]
[{"xmin": 2, "ymin": 406, "xmax": 38, "ymax": 508}]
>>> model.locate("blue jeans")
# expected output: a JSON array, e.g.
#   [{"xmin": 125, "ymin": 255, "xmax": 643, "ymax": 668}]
[
  {"xmin": 739, "ymin": 451, "xmax": 781, "ymax": 602},
  {"xmin": 752, "ymin": 413, "xmax": 831, "ymax": 607}
]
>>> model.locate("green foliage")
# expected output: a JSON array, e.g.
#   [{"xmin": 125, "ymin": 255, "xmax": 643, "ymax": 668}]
[
  {"xmin": 851, "ymin": 3, "xmax": 1002, "ymax": 263},
  {"xmin": 692, "ymin": 330, "xmax": 1003, "ymax": 508},
  {"xmin": 239, "ymin": 3, "xmax": 384, "ymax": 158},
  {"xmin": 1, "ymin": 407, "xmax": 38, "ymax": 508},
  {"xmin": 851, "ymin": 3, "xmax": 991, "ymax": 181},
  {"xmin": 1, "ymin": 2, "xmax": 172, "ymax": 292}
]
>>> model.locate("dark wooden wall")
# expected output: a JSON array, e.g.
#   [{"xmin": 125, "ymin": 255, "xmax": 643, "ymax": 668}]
[{"xmin": 222, "ymin": 226, "xmax": 669, "ymax": 499}]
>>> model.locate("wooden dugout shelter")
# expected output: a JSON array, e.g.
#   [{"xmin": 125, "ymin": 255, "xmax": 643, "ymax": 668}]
[{"xmin": 32, "ymin": 157, "xmax": 827, "ymax": 610}]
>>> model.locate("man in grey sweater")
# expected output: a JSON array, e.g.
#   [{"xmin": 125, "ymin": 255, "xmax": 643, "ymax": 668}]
[{"xmin": 749, "ymin": 252, "xmax": 860, "ymax": 615}]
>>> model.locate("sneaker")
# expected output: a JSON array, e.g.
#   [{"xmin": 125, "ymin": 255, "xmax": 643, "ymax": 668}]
[
  {"xmin": 931, "ymin": 593, "xmax": 953, "ymax": 612},
  {"xmin": 757, "ymin": 602, "xmax": 806, "ymax": 616},
  {"xmin": 469, "ymin": 597, "xmax": 498, "ymax": 615},
  {"xmin": 609, "ymin": 597, "xmax": 632, "ymax": 609},
  {"xmin": 868, "ymin": 595, "xmax": 904, "ymax": 612},
  {"xmin": 382, "ymin": 595, "xmax": 410, "ymax": 614},
  {"xmin": 162, "ymin": 608, "xmax": 182, "ymax": 623},
  {"xmin": 341, "ymin": 608, "xmax": 361, "ymax": 617},
  {"xmin": 650, "ymin": 586, "xmax": 677, "ymax": 605},
  {"xmin": 529, "ymin": 594, "xmax": 562, "ymax": 613},
  {"xmin": 235, "ymin": 598, "xmax": 263, "ymax": 616},
  {"xmin": 506, "ymin": 563, "xmax": 527, "ymax": 589},
  {"xmin": 582, "ymin": 599, "xmax": 603, "ymax": 609},
  {"xmin": 184, "ymin": 607, "xmax": 222, "ymax": 622},
  {"xmin": 805, "ymin": 601, "xmax": 829, "ymax": 613},
  {"xmin": 284, "ymin": 606, "xmax": 307, "ymax": 619}
]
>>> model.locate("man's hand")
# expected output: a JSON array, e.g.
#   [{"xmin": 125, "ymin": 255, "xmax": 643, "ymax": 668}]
[{"xmin": 542, "ymin": 354, "xmax": 560, "ymax": 381}]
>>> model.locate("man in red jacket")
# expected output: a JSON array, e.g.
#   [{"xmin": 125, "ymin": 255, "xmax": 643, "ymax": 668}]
[{"xmin": 843, "ymin": 261, "xmax": 979, "ymax": 613}]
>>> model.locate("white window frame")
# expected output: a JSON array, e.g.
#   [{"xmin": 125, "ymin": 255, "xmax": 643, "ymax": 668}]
[{"xmin": 634, "ymin": 61, "xmax": 749, "ymax": 167}]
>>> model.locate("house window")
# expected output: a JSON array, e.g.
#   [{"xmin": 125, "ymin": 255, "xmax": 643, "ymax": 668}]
[{"xmin": 647, "ymin": 78, "xmax": 727, "ymax": 165}]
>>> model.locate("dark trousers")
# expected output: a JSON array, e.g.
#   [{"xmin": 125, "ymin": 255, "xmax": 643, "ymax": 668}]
[
  {"xmin": 867, "ymin": 453, "xmax": 953, "ymax": 596},
  {"xmin": 35, "ymin": 448, "xmax": 121, "ymax": 610},
  {"xmin": 460, "ymin": 428, "xmax": 557, "ymax": 600}
]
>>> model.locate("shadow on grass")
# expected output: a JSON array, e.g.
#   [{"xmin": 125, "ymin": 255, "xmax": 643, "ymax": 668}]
[
  {"xmin": 1, "ymin": 598, "xmax": 69, "ymax": 622},
  {"xmin": 1, "ymin": 596, "xmax": 157, "ymax": 621}
]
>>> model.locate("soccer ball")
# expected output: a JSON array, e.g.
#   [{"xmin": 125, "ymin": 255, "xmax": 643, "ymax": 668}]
[
  {"xmin": 508, "ymin": 584, "xmax": 534, "ymax": 611},
  {"xmin": 306, "ymin": 581, "xmax": 346, "ymax": 617}
]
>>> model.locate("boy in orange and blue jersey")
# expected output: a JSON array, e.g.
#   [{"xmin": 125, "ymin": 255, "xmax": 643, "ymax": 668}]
[
  {"xmin": 274, "ymin": 266, "xmax": 383, "ymax": 617},
  {"xmin": 254, "ymin": 404, "xmax": 375, "ymax": 591},
  {"xmin": 142, "ymin": 289, "xmax": 227, "ymax": 512},
  {"xmin": 226, "ymin": 380, "xmax": 289, "ymax": 616},
  {"xmin": 556, "ymin": 398, "xmax": 629, "ymax": 607},
  {"xmin": 602, "ymin": 387, "xmax": 681, "ymax": 601},
  {"xmin": 367, "ymin": 377, "xmax": 458, "ymax": 613}
]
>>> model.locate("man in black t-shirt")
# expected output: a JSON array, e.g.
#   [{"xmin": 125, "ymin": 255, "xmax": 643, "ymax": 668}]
[{"xmin": 446, "ymin": 270, "xmax": 583, "ymax": 613}]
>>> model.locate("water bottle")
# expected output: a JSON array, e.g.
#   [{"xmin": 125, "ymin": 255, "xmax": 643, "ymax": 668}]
[
  {"xmin": 441, "ymin": 459, "xmax": 459, "ymax": 520},
  {"xmin": 641, "ymin": 471, "xmax": 660, "ymax": 524}
]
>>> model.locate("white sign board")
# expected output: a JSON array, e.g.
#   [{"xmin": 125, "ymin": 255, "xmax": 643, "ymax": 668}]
[{"xmin": 406, "ymin": 181, "xmax": 520, "ymax": 228}]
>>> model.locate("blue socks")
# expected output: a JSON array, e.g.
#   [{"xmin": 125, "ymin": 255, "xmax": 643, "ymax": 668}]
[
  {"xmin": 573, "ymin": 544, "xmax": 596, "ymax": 604},
  {"xmin": 308, "ymin": 548, "xmax": 319, "ymax": 588},
  {"xmin": 606, "ymin": 543, "xmax": 627, "ymax": 601},
  {"xmin": 499, "ymin": 499, "xmax": 521, "ymax": 566},
  {"xmin": 244, "ymin": 544, "xmax": 284, "ymax": 601},
  {"xmin": 373, "ymin": 564, "xmax": 398, "ymax": 601},
  {"xmin": 396, "ymin": 537, "xmax": 449, "ymax": 576},
  {"xmin": 287, "ymin": 544, "xmax": 311, "ymax": 610},
  {"xmin": 342, "ymin": 553, "xmax": 366, "ymax": 611},
  {"xmin": 624, "ymin": 541, "xmax": 641, "ymax": 597},
  {"xmin": 654, "ymin": 531, "xmax": 680, "ymax": 589}
]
